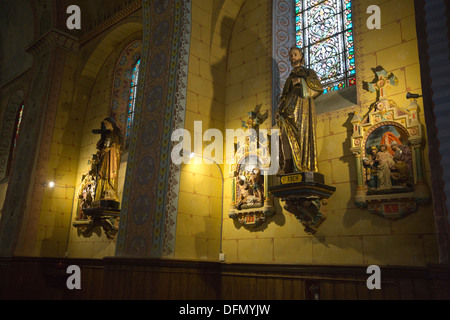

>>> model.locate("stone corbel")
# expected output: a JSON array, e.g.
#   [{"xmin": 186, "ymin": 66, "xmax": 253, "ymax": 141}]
[
  {"xmin": 74, "ymin": 208, "xmax": 120, "ymax": 240},
  {"xmin": 269, "ymin": 172, "xmax": 336, "ymax": 234}
]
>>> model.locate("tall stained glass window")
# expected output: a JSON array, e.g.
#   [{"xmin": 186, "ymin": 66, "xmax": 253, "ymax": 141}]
[
  {"xmin": 295, "ymin": 0, "xmax": 356, "ymax": 93},
  {"xmin": 126, "ymin": 59, "xmax": 140, "ymax": 147}
]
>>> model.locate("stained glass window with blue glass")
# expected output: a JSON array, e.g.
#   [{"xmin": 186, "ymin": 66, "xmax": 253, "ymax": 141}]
[
  {"xmin": 126, "ymin": 59, "xmax": 140, "ymax": 147},
  {"xmin": 295, "ymin": 0, "xmax": 356, "ymax": 94}
]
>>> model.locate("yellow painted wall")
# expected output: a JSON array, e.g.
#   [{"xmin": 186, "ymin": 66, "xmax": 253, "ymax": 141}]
[
  {"xmin": 221, "ymin": 0, "xmax": 274, "ymax": 263},
  {"xmin": 65, "ymin": 45, "xmax": 117, "ymax": 258},
  {"xmin": 24, "ymin": 0, "xmax": 438, "ymax": 265},
  {"xmin": 66, "ymin": 30, "xmax": 143, "ymax": 259},
  {"xmin": 35, "ymin": 19, "xmax": 142, "ymax": 258},
  {"xmin": 35, "ymin": 50, "xmax": 82, "ymax": 257},
  {"xmin": 175, "ymin": 0, "xmax": 438, "ymax": 266},
  {"xmin": 173, "ymin": 0, "xmax": 235, "ymax": 260}
]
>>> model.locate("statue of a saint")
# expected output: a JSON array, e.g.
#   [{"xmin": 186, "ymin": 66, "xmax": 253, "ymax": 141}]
[
  {"xmin": 390, "ymin": 141, "xmax": 414, "ymax": 185},
  {"xmin": 248, "ymin": 168, "xmax": 263, "ymax": 202},
  {"xmin": 276, "ymin": 47, "xmax": 323, "ymax": 175},
  {"xmin": 375, "ymin": 144, "xmax": 395, "ymax": 190},
  {"xmin": 94, "ymin": 117, "xmax": 124, "ymax": 203},
  {"xmin": 235, "ymin": 167, "xmax": 265, "ymax": 210}
]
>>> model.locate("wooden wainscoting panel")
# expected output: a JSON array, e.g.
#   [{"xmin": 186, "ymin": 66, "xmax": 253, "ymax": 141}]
[{"xmin": 1, "ymin": 257, "xmax": 450, "ymax": 299}]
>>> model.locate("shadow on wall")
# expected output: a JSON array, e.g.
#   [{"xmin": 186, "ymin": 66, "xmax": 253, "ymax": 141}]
[
  {"xmin": 316, "ymin": 85, "xmax": 357, "ymax": 115},
  {"xmin": 211, "ymin": 14, "xmax": 282, "ymax": 234},
  {"xmin": 0, "ymin": 0, "xmax": 33, "ymax": 85},
  {"xmin": 340, "ymin": 112, "xmax": 358, "ymax": 209},
  {"xmin": 210, "ymin": 16, "xmax": 230, "ymax": 126}
]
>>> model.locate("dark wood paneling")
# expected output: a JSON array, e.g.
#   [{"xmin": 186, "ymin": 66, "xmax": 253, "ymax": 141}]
[{"xmin": 1, "ymin": 257, "xmax": 449, "ymax": 300}]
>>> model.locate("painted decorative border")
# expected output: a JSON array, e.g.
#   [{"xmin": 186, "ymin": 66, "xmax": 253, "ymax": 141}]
[
  {"xmin": 116, "ymin": 0, "xmax": 191, "ymax": 258},
  {"xmin": 272, "ymin": 0, "xmax": 296, "ymax": 125},
  {"xmin": 115, "ymin": 0, "xmax": 154, "ymax": 257},
  {"xmin": 161, "ymin": 0, "xmax": 191, "ymax": 257},
  {"xmin": 316, "ymin": 104, "xmax": 362, "ymax": 123},
  {"xmin": 79, "ymin": 0, "xmax": 142, "ymax": 45}
]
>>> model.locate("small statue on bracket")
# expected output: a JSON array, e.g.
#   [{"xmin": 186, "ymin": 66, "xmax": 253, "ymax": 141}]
[
  {"xmin": 93, "ymin": 116, "xmax": 124, "ymax": 208},
  {"xmin": 72, "ymin": 116, "xmax": 123, "ymax": 240}
]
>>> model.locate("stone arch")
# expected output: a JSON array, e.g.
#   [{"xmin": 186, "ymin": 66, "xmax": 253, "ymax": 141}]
[
  {"xmin": 71, "ymin": 19, "xmax": 143, "ymax": 186},
  {"xmin": 0, "ymin": 90, "xmax": 25, "ymax": 182},
  {"xmin": 80, "ymin": 19, "xmax": 143, "ymax": 80},
  {"xmin": 71, "ymin": 17, "xmax": 143, "ymax": 154}
]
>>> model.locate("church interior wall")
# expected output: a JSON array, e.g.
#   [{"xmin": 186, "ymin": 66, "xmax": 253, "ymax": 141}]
[
  {"xmin": 221, "ymin": 0, "xmax": 275, "ymax": 263},
  {"xmin": 0, "ymin": 0, "xmax": 34, "ymax": 86},
  {"xmin": 68, "ymin": 26, "xmax": 143, "ymax": 259},
  {"xmin": 0, "ymin": 0, "xmax": 441, "ymax": 268},
  {"xmin": 173, "ymin": 0, "xmax": 236, "ymax": 261},
  {"xmin": 175, "ymin": 0, "xmax": 439, "ymax": 266},
  {"xmin": 31, "ymin": 16, "xmax": 143, "ymax": 258}
]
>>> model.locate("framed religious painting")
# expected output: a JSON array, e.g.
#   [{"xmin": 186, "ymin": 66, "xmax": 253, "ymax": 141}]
[{"xmin": 349, "ymin": 67, "xmax": 430, "ymax": 219}]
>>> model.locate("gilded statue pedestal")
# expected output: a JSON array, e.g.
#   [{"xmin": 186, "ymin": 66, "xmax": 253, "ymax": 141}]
[
  {"xmin": 79, "ymin": 206, "xmax": 120, "ymax": 239},
  {"xmin": 91, "ymin": 199, "xmax": 120, "ymax": 210},
  {"xmin": 269, "ymin": 172, "xmax": 336, "ymax": 234}
]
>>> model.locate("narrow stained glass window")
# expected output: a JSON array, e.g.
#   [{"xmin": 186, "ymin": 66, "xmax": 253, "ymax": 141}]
[
  {"xmin": 295, "ymin": 0, "xmax": 356, "ymax": 94},
  {"xmin": 12, "ymin": 103, "xmax": 24, "ymax": 152},
  {"xmin": 5, "ymin": 102, "xmax": 25, "ymax": 176},
  {"xmin": 126, "ymin": 59, "xmax": 140, "ymax": 147}
]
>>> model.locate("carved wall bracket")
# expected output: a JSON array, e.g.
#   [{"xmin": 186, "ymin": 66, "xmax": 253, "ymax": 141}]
[
  {"xmin": 269, "ymin": 172, "xmax": 335, "ymax": 234},
  {"xmin": 72, "ymin": 153, "xmax": 121, "ymax": 240},
  {"xmin": 229, "ymin": 201, "xmax": 275, "ymax": 229},
  {"xmin": 74, "ymin": 208, "xmax": 120, "ymax": 240}
]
